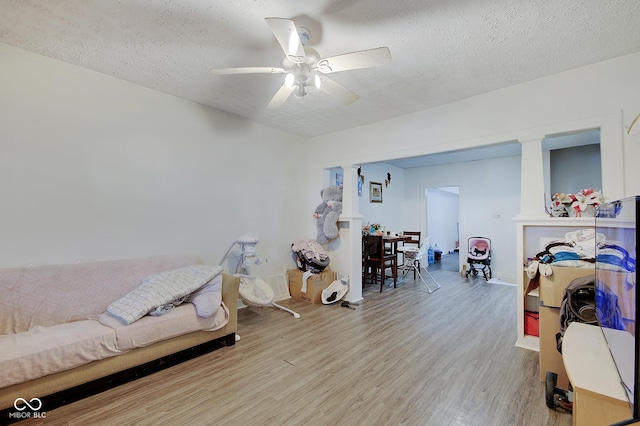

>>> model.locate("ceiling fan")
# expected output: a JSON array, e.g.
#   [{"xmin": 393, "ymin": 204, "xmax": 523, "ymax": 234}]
[{"xmin": 210, "ymin": 17, "xmax": 391, "ymax": 109}]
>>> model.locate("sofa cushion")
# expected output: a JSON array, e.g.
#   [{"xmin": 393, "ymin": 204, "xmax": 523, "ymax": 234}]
[
  {"xmin": 0, "ymin": 254, "xmax": 199, "ymax": 335},
  {"xmin": 98, "ymin": 302, "xmax": 230, "ymax": 351},
  {"xmin": 0, "ymin": 321, "xmax": 120, "ymax": 388}
]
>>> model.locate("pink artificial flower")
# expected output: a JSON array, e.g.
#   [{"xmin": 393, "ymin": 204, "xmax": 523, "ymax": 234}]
[{"xmin": 570, "ymin": 189, "xmax": 601, "ymax": 213}]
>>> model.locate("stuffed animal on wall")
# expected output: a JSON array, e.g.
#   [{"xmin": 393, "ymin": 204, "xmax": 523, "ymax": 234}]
[{"xmin": 313, "ymin": 185, "xmax": 343, "ymax": 244}]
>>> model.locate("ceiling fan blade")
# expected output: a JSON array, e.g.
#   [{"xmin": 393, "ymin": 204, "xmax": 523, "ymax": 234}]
[
  {"xmin": 265, "ymin": 18, "xmax": 306, "ymax": 63},
  {"xmin": 210, "ymin": 67, "xmax": 285, "ymax": 75},
  {"xmin": 318, "ymin": 76, "xmax": 359, "ymax": 105},
  {"xmin": 266, "ymin": 84, "xmax": 295, "ymax": 109},
  {"xmin": 316, "ymin": 47, "xmax": 391, "ymax": 73}
]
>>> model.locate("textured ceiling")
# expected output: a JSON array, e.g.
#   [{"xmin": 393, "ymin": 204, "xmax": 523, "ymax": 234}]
[{"xmin": 1, "ymin": 0, "xmax": 640, "ymax": 139}]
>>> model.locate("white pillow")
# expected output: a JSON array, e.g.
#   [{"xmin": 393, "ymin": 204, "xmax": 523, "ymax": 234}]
[{"xmin": 187, "ymin": 274, "xmax": 222, "ymax": 317}]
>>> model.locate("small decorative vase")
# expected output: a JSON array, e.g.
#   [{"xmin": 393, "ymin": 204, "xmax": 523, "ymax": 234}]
[
  {"xmin": 568, "ymin": 205, "xmax": 596, "ymax": 217},
  {"xmin": 550, "ymin": 205, "xmax": 568, "ymax": 217}
]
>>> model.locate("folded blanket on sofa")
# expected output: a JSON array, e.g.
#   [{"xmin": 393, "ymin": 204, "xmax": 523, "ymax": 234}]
[{"xmin": 106, "ymin": 265, "xmax": 222, "ymax": 325}]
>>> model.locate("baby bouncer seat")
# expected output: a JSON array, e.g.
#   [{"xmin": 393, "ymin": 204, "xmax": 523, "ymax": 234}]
[
  {"xmin": 220, "ymin": 234, "xmax": 300, "ymax": 319},
  {"xmin": 465, "ymin": 237, "xmax": 492, "ymax": 280},
  {"xmin": 236, "ymin": 274, "xmax": 300, "ymax": 319}
]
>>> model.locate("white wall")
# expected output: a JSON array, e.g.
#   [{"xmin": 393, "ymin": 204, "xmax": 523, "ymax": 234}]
[
  {"xmin": 0, "ymin": 43, "xmax": 307, "ymax": 273},
  {"xmin": 550, "ymin": 144, "xmax": 602, "ymax": 196},
  {"xmin": 305, "ymin": 53, "xmax": 640, "ymax": 291},
  {"xmin": 405, "ymin": 156, "xmax": 521, "ymax": 282},
  {"xmin": 357, "ymin": 163, "xmax": 405, "ymax": 234},
  {"xmin": 426, "ymin": 188, "xmax": 459, "ymax": 254},
  {"xmin": 4, "ymin": 41, "xmax": 640, "ymax": 295},
  {"xmin": 305, "ymin": 52, "xmax": 640, "ymax": 195}
]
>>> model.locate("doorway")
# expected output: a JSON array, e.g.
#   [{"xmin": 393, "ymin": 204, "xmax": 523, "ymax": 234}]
[{"xmin": 425, "ymin": 186, "xmax": 460, "ymax": 272}]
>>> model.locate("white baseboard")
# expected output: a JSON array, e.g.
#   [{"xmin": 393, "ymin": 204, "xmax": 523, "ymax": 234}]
[{"xmin": 487, "ymin": 277, "xmax": 516, "ymax": 286}]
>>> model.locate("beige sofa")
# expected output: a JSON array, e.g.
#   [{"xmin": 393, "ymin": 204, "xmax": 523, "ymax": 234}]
[{"xmin": 0, "ymin": 254, "xmax": 240, "ymax": 414}]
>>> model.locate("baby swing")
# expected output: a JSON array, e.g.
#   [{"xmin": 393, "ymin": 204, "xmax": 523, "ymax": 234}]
[
  {"xmin": 219, "ymin": 234, "xmax": 300, "ymax": 319},
  {"xmin": 465, "ymin": 236, "xmax": 492, "ymax": 280}
]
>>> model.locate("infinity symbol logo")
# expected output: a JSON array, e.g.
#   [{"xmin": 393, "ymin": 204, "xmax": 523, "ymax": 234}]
[{"xmin": 13, "ymin": 397, "xmax": 42, "ymax": 411}]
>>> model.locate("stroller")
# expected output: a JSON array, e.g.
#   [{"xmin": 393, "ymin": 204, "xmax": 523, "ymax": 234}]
[{"xmin": 465, "ymin": 237, "xmax": 492, "ymax": 280}]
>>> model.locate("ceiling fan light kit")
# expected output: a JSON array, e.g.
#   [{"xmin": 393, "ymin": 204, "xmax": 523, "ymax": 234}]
[
  {"xmin": 284, "ymin": 73, "xmax": 295, "ymax": 87},
  {"xmin": 210, "ymin": 17, "xmax": 391, "ymax": 109}
]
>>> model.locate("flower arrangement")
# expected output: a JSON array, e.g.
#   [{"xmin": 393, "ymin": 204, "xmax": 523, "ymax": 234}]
[
  {"xmin": 363, "ymin": 222, "xmax": 383, "ymax": 235},
  {"xmin": 551, "ymin": 189, "xmax": 603, "ymax": 217}
]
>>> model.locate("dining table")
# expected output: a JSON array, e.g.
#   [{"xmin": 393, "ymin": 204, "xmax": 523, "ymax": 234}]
[
  {"xmin": 384, "ymin": 234, "xmax": 413, "ymax": 264},
  {"xmin": 382, "ymin": 235, "xmax": 412, "ymax": 254},
  {"xmin": 380, "ymin": 235, "xmax": 413, "ymax": 285}
]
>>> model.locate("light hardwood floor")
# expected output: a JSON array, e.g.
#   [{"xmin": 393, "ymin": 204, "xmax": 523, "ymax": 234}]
[{"xmin": 18, "ymin": 269, "xmax": 572, "ymax": 426}]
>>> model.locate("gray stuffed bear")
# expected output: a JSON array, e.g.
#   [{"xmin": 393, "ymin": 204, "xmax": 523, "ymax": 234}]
[{"xmin": 313, "ymin": 185, "xmax": 343, "ymax": 244}]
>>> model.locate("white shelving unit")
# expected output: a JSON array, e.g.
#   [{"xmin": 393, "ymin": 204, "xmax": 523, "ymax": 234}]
[
  {"xmin": 515, "ymin": 216, "xmax": 596, "ymax": 351},
  {"xmin": 510, "ymin": 115, "xmax": 624, "ymax": 351}
]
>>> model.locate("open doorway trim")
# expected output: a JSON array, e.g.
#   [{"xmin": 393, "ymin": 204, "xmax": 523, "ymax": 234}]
[{"xmin": 421, "ymin": 183, "xmax": 463, "ymax": 274}]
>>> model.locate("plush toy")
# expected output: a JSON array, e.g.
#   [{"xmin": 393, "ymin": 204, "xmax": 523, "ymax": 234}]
[{"xmin": 313, "ymin": 185, "xmax": 343, "ymax": 244}]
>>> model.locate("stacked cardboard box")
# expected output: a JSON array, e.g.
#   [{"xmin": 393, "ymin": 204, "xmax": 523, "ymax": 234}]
[
  {"xmin": 538, "ymin": 265, "xmax": 594, "ymax": 389},
  {"xmin": 288, "ymin": 269, "xmax": 337, "ymax": 304}
]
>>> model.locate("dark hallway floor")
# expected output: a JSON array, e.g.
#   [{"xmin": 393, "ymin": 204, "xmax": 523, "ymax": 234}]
[{"xmin": 428, "ymin": 250, "xmax": 459, "ymax": 272}]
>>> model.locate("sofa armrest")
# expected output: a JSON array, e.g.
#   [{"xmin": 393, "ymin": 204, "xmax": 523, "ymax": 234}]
[
  {"xmin": 220, "ymin": 273, "xmax": 240, "ymax": 333},
  {"xmin": 221, "ymin": 273, "xmax": 240, "ymax": 305}
]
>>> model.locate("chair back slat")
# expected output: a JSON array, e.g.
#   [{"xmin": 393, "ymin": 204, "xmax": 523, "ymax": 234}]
[{"xmin": 403, "ymin": 231, "xmax": 421, "ymax": 247}]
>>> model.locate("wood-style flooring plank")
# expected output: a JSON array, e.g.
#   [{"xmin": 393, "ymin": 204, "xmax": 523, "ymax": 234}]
[{"xmin": 16, "ymin": 269, "xmax": 572, "ymax": 426}]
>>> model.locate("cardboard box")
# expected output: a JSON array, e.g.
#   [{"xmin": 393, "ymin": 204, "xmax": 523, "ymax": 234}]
[
  {"xmin": 538, "ymin": 266, "xmax": 594, "ymax": 387},
  {"xmin": 539, "ymin": 265, "xmax": 594, "ymax": 308},
  {"xmin": 539, "ymin": 306, "xmax": 570, "ymax": 388},
  {"xmin": 288, "ymin": 269, "xmax": 337, "ymax": 304}
]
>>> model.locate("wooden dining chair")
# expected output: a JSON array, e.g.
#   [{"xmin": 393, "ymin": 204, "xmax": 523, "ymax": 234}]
[
  {"xmin": 362, "ymin": 235, "xmax": 378, "ymax": 287},
  {"xmin": 403, "ymin": 231, "xmax": 421, "ymax": 247},
  {"xmin": 363, "ymin": 235, "xmax": 397, "ymax": 292}
]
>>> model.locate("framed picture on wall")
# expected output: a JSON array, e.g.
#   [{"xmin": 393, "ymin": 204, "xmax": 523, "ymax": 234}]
[{"xmin": 369, "ymin": 181, "xmax": 383, "ymax": 203}]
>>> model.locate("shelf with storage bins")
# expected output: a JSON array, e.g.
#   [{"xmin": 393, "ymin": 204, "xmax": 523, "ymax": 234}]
[{"xmin": 515, "ymin": 216, "xmax": 596, "ymax": 351}]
